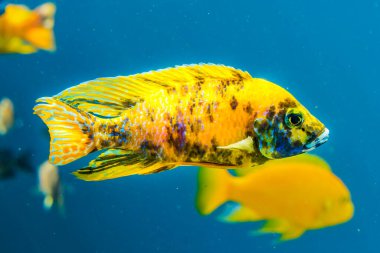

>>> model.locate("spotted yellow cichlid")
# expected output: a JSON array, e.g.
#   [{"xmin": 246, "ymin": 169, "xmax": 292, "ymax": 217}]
[
  {"xmin": 0, "ymin": 2, "xmax": 56, "ymax": 54},
  {"xmin": 33, "ymin": 64, "xmax": 329, "ymax": 181}
]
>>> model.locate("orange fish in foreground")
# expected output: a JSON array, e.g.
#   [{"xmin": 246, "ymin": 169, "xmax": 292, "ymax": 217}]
[
  {"xmin": 196, "ymin": 154, "xmax": 354, "ymax": 241},
  {"xmin": 0, "ymin": 2, "xmax": 56, "ymax": 54}
]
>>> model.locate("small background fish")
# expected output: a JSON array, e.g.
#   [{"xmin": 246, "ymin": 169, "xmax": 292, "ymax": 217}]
[{"xmin": 0, "ymin": 2, "xmax": 55, "ymax": 54}]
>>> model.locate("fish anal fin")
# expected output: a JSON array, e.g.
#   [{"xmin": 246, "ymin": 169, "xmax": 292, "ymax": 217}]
[
  {"xmin": 219, "ymin": 204, "xmax": 262, "ymax": 223},
  {"xmin": 256, "ymin": 219, "xmax": 305, "ymax": 241},
  {"xmin": 54, "ymin": 64, "xmax": 252, "ymax": 118},
  {"xmin": 73, "ymin": 149, "xmax": 176, "ymax": 181}
]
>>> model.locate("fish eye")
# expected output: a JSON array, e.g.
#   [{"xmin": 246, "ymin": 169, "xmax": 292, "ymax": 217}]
[{"xmin": 285, "ymin": 111, "xmax": 304, "ymax": 128}]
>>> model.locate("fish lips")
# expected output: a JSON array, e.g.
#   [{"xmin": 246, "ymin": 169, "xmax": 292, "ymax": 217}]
[{"xmin": 303, "ymin": 128, "xmax": 329, "ymax": 152}]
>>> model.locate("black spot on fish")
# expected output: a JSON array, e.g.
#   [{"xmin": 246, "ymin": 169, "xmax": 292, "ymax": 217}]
[
  {"xmin": 244, "ymin": 102, "xmax": 253, "ymax": 114},
  {"xmin": 267, "ymin": 106, "xmax": 276, "ymax": 121},
  {"xmin": 230, "ymin": 96, "xmax": 238, "ymax": 110},
  {"xmin": 235, "ymin": 155, "xmax": 244, "ymax": 166}
]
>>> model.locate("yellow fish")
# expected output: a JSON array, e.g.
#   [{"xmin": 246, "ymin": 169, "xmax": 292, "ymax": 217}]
[
  {"xmin": 33, "ymin": 64, "xmax": 329, "ymax": 181},
  {"xmin": 38, "ymin": 160, "xmax": 63, "ymax": 210},
  {"xmin": 0, "ymin": 97, "xmax": 14, "ymax": 135},
  {"xmin": 0, "ymin": 2, "xmax": 56, "ymax": 54},
  {"xmin": 196, "ymin": 154, "xmax": 354, "ymax": 241}
]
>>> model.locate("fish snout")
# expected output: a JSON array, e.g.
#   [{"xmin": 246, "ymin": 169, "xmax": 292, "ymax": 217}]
[{"xmin": 303, "ymin": 128, "xmax": 329, "ymax": 152}]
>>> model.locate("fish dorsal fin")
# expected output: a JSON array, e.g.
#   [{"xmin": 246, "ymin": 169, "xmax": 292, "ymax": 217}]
[
  {"xmin": 73, "ymin": 149, "xmax": 177, "ymax": 181},
  {"xmin": 219, "ymin": 203, "xmax": 262, "ymax": 223},
  {"xmin": 54, "ymin": 64, "xmax": 252, "ymax": 118},
  {"xmin": 217, "ymin": 137, "xmax": 254, "ymax": 154}
]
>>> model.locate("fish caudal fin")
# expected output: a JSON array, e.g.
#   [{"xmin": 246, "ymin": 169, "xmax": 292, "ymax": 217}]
[
  {"xmin": 24, "ymin": 3, "xmax": 56, "ymax": 51},
  {"xmin": 33, "ymin": 97, "xmax": 96, "ymax": 165},
  {"xmin": 196, "ymin": 167, "xmax": 233, "ymax": 215},
  {"xmin": 73, "ymin": 149, "xmax": 177, "ymax": 181}
]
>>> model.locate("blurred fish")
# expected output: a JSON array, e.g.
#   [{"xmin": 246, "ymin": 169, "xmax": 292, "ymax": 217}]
[
  {"xmin": 38, "ymin": 160, "xmax": 63, "ymax": 210},
  {"xmin": 196, "ymin": 154, "xmax": 354, "ymax": 241},
  {"xmin": 0, "ymin": 97, "xmax": 13, "ymax": 135},
  {"xmin": 33, "ymin": 64, "xmax": 328, "ymax": 181},
  {"xmin": 0, "ymin": 148, "xmax": 34, "ymax": 179},
  {"xmin": 0, "ymin": 2, "xmax": 55, "ymax": 54}
]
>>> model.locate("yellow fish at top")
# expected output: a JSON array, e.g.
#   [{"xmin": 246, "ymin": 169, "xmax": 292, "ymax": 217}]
[
  {"xmin": 33, "ymin": 64, "xmax": 329, "ymax": 181},
  {"xmin": 196, "ymin": 154, "xmax": 354, "ymax": 241},
  {"xmin": 0, "ymin": 2, "xmax": 56, "ymax": 54}
]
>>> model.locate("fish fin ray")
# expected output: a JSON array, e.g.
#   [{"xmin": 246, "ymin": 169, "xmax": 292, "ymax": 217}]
[
  {"xmin": 33, "ymin": 97, "xmax": 96, "ymax": 165},
  {"xmin": 54, "ymin": 64, "xmax": 252, "ymax": 117},
  {"xmin": 73, "ymin": 149, "xmax": 176, "ymax": 181}
]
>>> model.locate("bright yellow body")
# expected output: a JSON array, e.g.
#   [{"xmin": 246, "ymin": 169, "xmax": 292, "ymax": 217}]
[
  {"xmin": 196, "ymin": 154, "xmax": 354, "ymax": 240},
  {"xmin": 0, "ymin": 3, "xmax": 55, "ymax": 54},
  {"xmin": 34, "ymin": 64, "xmax": 328, "ymax": 181}
]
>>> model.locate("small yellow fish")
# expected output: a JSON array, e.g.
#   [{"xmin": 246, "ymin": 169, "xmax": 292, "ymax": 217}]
[
  {"xmin": 38, "ymin": 160, "xmax": 63, "ymax": 210},
  {"xmin": 196, "ymin": 154, "xmax": 354, "ymax": 241},
  {"xmin": 0, "ymin": 2, "xmax": 56, "ymax": 54},
  {"xmin": 0, "ymin": 97, "xmax": 14, "ymax": 135},
  {"xmin": 34, "ymin": 64, "xmax": 329, "ymax": 181}
]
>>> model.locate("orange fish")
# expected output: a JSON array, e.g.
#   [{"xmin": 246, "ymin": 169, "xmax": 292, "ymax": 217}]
[
  {"xmin": 34, "ymin": 64, "xmax": 329, "ymax": 181},
  {"xmin": 0, "ymin": 2, "xmax": 55, "ymax": 54},
  {"xmin": 196, "ymin": 154, "xmax": 354, "ymax": 241}
]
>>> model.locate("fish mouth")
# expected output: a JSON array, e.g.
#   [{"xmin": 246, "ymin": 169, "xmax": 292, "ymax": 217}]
[{"xmin": 303, "ymin": 128, "xmax": 329, "ymax": 152}]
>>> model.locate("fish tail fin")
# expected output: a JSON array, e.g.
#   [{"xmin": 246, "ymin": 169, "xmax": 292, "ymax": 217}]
[
  {"xmin": 33, "ymin": 97, "xmax": 96, "ymax": 165},
  {"xmin": 43, "ymin": 195, "xmax": 54, "ymax": 210},
  {"xmin": 24, "ymin": 2, "xmax": 56, "ymax": 51},
  {"xmin": 196, "ymin": 167, "xmax": 233, "ymax": 215}
]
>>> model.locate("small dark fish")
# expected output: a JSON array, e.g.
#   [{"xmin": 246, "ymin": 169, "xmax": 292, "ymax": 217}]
[{"xmin": 0, "ymin": 148, "xmax": 34, "ymax": 179}]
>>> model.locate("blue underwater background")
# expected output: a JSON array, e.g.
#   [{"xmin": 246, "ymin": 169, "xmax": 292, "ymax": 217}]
[{"xmin": 0, "ymin": 0, "xmax": 379, "ymax": 252}]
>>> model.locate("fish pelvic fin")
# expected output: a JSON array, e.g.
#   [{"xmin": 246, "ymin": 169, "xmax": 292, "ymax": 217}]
[
  {"xmin": 196, "ymin": 167, "xmax": 233, "ymax": 216},
  {"xmin": 24, "ymin": 3, "xmax": 56, "ymax": 51},
  {"xmin": 219, "ymin": 204, "xmax": 262, "ymax": 223},
  {"xmin": 73, "ymin": 149, "xmax": 177, "ymax": 181},
  {"xmin": 33, "ymin": 97, "xmax": 96, "ymax": 166}
]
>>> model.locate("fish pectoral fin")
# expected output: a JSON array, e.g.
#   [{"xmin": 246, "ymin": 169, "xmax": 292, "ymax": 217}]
[
  {"xmin": 73, "ymin": 149, "xmax": 177, "ymax": 181},
  {"xmin": 256, "ymin": 219, "xmax": 304, "ymax": 241},
  {"xmin": 217, "ymin": 137, "xmax": 254, "ymax": 153},
  {"xmin": 219, "ymin": 203, "xmax": 262, "ymax": 223},
  {"xmin": 54, "ymin": 64, "xmax": 252, "ymax": 118}
]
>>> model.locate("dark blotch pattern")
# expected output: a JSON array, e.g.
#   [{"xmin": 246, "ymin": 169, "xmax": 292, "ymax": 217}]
[{"xmin": 230, "ymin": 96, "xmax": 238, "ymax": 110}]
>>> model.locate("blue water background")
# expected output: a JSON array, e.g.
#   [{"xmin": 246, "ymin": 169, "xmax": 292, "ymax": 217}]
[{"xmin": 0, "ymin": 0, "xmax": 379, "ymax": 252}]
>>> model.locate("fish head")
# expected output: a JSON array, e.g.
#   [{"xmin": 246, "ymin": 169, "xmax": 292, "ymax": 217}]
[
  {"xmin": 252, "ymin": 84, "xmax": 328, "ymax": 159},
  {"xmin": 315, "ymin": 195, "xmax": 354, "ymax": 228}
]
